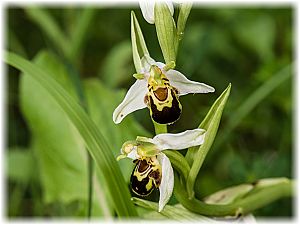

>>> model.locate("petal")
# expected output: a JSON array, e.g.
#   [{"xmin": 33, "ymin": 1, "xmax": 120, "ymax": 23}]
[
  {"xmin": 166, "ymin": 69, "xmax": 215, "ymax": 96},
  {"xmin": 139, "ymin": 1, "xmax": 174, "ymax": 24},
  {"xmin": 113, "ymin": 79, "xmax": 148, "ymax": 124},
  {"xmin": 141, "ymin": 55, "xmax": 166, "ymax": 74},
  {"xmin": 126, "ymin": 148, "xmax": 139, "ymax": 160},
  {"xmin": 157, "ymin": 153, "xmax": 174, "ymax": 212},
  {"xmin": 141, "ymin": 55, "xmax": 156, "ymax": 73},
  {"xmin": 139, "ymin": 1, "xmax": 155, "ymax": 24},
  {"xmin": 151, "ymin": 129, "xmax": 206, "ymax": 151}
]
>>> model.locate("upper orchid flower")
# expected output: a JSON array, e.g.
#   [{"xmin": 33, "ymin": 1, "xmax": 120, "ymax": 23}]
[
  {"xmin": 139, "ymin": 1, "xmax": 174, "ymax": 24},
  {"xmin": 113, "ymin": 56, "xmax": 215, "ymax": 124},
  {"xmin": 117, "ymin": 128, "xmax": 206, "ymax": 212}
]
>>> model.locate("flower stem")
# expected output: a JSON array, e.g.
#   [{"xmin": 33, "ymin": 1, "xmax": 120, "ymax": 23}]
[
  {"xmin": 164, "ymin": 150, "xmax": 190, "ymax": 181},
  {"xmin": 152, "ymin": 120, "xmax": 168, "ymax": 134},
  {"xmin": 174, "ymin": 172, "xmax": 293, "ymax": 217}
]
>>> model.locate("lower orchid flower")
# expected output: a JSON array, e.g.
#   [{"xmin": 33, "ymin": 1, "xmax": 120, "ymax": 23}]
[
  {"xmin": 117, "ymin": 128, "xmax": 206, "ymax": 212},
  {"xmin": 113, "ymin": 55, "xmax": 215, "ymax": 125}
]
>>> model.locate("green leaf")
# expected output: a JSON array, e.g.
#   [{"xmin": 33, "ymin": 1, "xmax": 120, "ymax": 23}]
[
  {"xmin": 19, "ymin": 51, "xmax": 113, "ymax": 217},
  {"xmin": 25, "ymin": 7, "xmax": 69, "ymax": 56},
  {"xmin": 5, "ymin": 51, "xmax": 137, "ymax": 217},
  {"xmin": 233, "ymin": 14, "xmax": 275, "ymax": 62},
  {"xmin": 142, "ymin": 211, "xmax": 168, "ymax": 220},
  {"xmin": 215, "ymin": 64, "xmax": 292, "ymax": 149},
  {"xmin": 68, "ymin": 8, "xmax": 96, "ymax": 61},
  {"xmin": 7, "ymin": 30, "xmax": 27, "ymax": 58},
  {"xmin": 132, "ymin": 198, "xmax": 214, "ymax": 222},
  {"xmin": 20, "ymin": 51, "xmax": 87, "ymax": 204},
  {"xmin": 204, "ymin": 184, "xmax": 253, "ymax": 205},
  {"xmin": 6, "ymin": 148, "xmax": 35, "ymax": 184},
  {"xmin": 83, "ymin": 78, "xmax": 151, "ymax": 182},
  {"xmin": 185, "ymin": 84, "xmax": 231, "ymax": 199},
  {"xmin": 174, "ymin": 171, "xmax": 293, "ymax": 217},
  {"xmin": 175, "ymin": 2, "xmax": 193, "ymax": 54},
  {"xmin": 131, "ymin": 11, "xmax": 150, "ymax": 73},
  {"xmin": 154, "ymin": 2, "xmax": 177, "ymax": 63},
  {"xmin": 100, "ymin": 40, "xmax": 133, "ymax": 88}
]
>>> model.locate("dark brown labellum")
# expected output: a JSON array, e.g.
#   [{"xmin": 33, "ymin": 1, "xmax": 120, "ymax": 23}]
[
  {"xmin": 130, "ymin": 158, "xmax": 161, "ymax": 196},
  {"xmin": 149, "ymin": 88, "xmax": 182, "ymax": 124}
]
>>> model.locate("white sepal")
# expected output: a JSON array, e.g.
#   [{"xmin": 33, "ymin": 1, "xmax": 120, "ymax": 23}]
[
  {"xmin": 149, "ymin": 129, "xmax": 206, "ymax": 151},
  {"xmin": 141, "ymin": 55, "xmax": 165, "ymax": 73},
  {"xmin": 126, "ymin": 148, "xmax": 139, "ymax": 160},
  {"xmin": 113, "ymin": 79, "xmax": 148, "ymax": 124},
  {"xmin": 140, "ymin": 55, "xmax": 156, "ymax": 73},
  {"xmin": 166, "ymin": 69, "xmax": 215, "ymax": 96},
  {"xmin": 139, "ymin": 1, "xmax": 174, "ymax": 24},
  {"xmin": 157, "ymin": 153, "xmax": 174, "ymax": 212}
]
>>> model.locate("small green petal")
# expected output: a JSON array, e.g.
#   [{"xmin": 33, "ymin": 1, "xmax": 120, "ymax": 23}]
[
  {"xmin": 163, "ymin": 61, "xmax": 176, "ymax": 71},
  {"xmin": 133, "ymin": 73, "xmax": 145, "ymax": 80},
  {"xmin": 116, "ymin": 154, "xmax": 127, "ymax": 161}
]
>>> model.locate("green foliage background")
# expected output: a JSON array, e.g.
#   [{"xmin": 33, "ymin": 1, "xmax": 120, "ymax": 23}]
[{"xmin": 6, "ymin": 5, "xmax": 293, "ymax": 218}]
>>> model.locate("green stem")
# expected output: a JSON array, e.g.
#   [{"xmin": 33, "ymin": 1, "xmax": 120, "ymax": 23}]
[
  {"xmin": 152, "ymin": 120, "xmax": 168, "ymax": 134},
  {"xmin": 174, "ymin": 173, "xmax": 293, "ymax": 217},
  {"xmin": 164, "ymin": 150, "xmax": 190, "ymax": 181}
]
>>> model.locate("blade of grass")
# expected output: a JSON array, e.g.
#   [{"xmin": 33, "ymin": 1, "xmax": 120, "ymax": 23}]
[
  {"xmin": 185, "ymin": 84, "xmax": 231, "ymax": 199},
  {"xmin": 215, "ymin": 63, "xmax": 292, "ymax": 149},
  {"xmin": 25, "ymin": 7, "xmax": 69, "ymax": 57},
  {"xmin": 174, "ymin": 172, "xmax": 293, "ymax": 216},
  {"xmin": 175, "ymin": 2, "xmax": 193, "ymax": 55},
  {"xmin": 5, "ymin": 51, "xmax": 137, "ymax": 217},
  {"xmin": 62, "ymin": 56, "xmax": 94, "ymax": 218},
  {"xmin": 7, "ymin": 30, "xmax": 27, "ymax": 58},
  {"xmin": 132, "ymin": 198, "xmax": 214, "ymax": 222},
  {"xmin": 67, "ymin": 8, "xmax": 96, "ymax": 62}
]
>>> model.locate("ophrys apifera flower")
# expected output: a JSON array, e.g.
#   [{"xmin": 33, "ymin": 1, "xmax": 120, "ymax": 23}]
[
  {"xmin": 117, "ymin": 128, "xmax": 206, "ymax": 212},
  {"xmin": 113, "ymin": 56, "xmax": 215, "ymax": 124}
]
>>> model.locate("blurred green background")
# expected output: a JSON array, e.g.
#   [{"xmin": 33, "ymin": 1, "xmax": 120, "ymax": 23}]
[{"xmin": 6, "ymin": 4, "xmax": 293, "ymax": 218}]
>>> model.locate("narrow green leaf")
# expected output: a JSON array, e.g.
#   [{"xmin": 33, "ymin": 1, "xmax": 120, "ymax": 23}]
[
  {"xmin": 154, "ymin": 2, "xmax": 177, "ymax": 63},
  {"xmin": 131, "ymin": 11, "xmax": 150, "ymax": 73},
  {"xmin": 20, "ymin": 51, "xmax": 86, "ymax": 204},
  {"xmin": 6, "ymin": 148, "xmax": 35, "ymax": 184},
  {"xmin": 243, "ymin": 177, "xmax": 291, "ymax": 198},
  {"xmin": 101, "ymin": 41, "xmax": 133, "ymax": 87},
  {"xmin": 7, "ymin": 31, "xmax": 27, "ymax": 58},
  {"xmin": 5, "ymin": 51, "xmax": 137, "ymax": 217},
  {"xmin": 174, "ymin": 172, "xmax": 293, "ymax": 216},
  {"xmin": 142, "ymin": 211, "xmax": 168, "ymax": 220},
  {"xmin": 186, "ymin": 84, "xmax": 231, "ymax": 198},
  {"xmin": 175, "ymin": 2, "xmax": 193, "ymax": 54},
  {"xmin": 132, "ymin": 198, "xmax": 214, "ymax": 221},
  {"xmin": 84, "ymin": 78, "xmax": 151, "ymax": 183},
  {"xmin": 204, "ymin": 184, "xmax": 254, "ymax": 205},
  {"xmin": 215, "ymin": 64, "xmax": 292, "ymax": 149},
  {"xmin": 25, "ymin": 7, "xmax": 69, "ymax": 56},
  {"xmin": 68, "ymin": 8, "xmax": 96, "ymax": 61},
  {"xmin": 19, "ymin": 51, "xmax": 112, "ymax": 217}
]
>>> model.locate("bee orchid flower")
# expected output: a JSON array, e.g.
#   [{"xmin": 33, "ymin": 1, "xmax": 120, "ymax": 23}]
[
  {"xmin": 117, "ymin": 128, "xmax": 206, "ymax": 212},
  {"xmin": 113, "ymin": 56, "xmax": 215, "ymax": 125}
]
